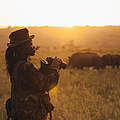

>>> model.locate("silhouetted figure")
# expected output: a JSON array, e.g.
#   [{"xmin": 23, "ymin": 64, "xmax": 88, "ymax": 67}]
[{"xmin": 5, "ymin": 28, "xmax": 62, "ymax": 120}]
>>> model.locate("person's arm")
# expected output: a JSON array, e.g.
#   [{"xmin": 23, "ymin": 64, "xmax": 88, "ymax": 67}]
[{"xmin": 22, "ymin": 62, "xmax": 59, "ymax": 93}]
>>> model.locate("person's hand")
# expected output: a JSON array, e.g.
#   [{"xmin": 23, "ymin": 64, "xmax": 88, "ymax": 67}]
[{"xmin": 50, "ymin": 57, "xmax": 62, "ymax": 70}]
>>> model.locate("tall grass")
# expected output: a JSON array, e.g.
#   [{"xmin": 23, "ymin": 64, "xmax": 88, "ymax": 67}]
[{"xmin": 50, "ymin": 69, "xmax": 120, "ymax": 120}]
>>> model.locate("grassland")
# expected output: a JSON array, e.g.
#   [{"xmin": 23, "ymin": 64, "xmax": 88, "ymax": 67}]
[
  {"xmin": 0, "ymin": 47, "xmax": 120, "ymax": 120},
  {"xmin": 0, "ymin": 26, "xmax": 120, "ymax": 120}
]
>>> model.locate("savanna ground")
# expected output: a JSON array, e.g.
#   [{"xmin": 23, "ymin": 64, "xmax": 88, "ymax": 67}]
[{"xmin": 0, "ymin": 26, "xmax": 120, "ymax": 120}]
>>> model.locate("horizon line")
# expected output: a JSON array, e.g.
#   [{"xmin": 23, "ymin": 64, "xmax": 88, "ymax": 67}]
[{"xmin": 0, "ymin": 24, "xmax": 120, "ymax": 28}]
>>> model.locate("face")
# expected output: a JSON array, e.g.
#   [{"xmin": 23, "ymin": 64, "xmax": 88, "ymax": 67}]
[
  {"xmin": 26, "ymin": 40, "xmax": 36, "ymax": 56},
  {"xmin": 19, "ymin": 40, "xmax": 36, "ymax": 57}
]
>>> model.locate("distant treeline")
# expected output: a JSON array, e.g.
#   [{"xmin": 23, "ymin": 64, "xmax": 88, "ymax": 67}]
[{"xmin": 1, "ymin": 26, "xmax": 120, "ymax": 50}]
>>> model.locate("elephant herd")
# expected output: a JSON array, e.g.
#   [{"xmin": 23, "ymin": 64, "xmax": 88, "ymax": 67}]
[{"xmin": 68, "ymin": 52, "xmax": 120, "ymax": 69}]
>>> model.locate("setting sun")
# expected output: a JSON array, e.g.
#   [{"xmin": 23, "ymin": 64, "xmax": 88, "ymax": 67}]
[{"xmin": 0, "ymin": 0, "xmax": 120, "ymax": 27}]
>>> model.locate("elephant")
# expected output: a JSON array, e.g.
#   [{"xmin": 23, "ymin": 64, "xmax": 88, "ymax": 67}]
[
  {"xmin": 101, "ymin": 54, "xmax": 120, "ymax": 68},
  {"xmin": 68, "ymin": 52, "xmax": 104, "ymax": 69}
]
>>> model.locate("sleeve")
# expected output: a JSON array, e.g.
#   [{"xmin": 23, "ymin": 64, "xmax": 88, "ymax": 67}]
[{"xmin": 21, "ymin": 62, "xmax": 59, "ymax": 93}]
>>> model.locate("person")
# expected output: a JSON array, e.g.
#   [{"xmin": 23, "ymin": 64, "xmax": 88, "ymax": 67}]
[{"xmin": 5, "ymin": 28, "xmax": 62, "ymax": 120}]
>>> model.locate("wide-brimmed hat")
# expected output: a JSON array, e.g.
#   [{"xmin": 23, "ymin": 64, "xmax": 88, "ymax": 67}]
[{"xmin": 7, "ymin": 28, "xmax": 35, "ymax": 47}]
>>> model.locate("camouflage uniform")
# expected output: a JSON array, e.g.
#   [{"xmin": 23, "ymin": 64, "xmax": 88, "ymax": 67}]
[{"xmin": 11, "ymin": 60, "xmax": 59, "ymax": 120}]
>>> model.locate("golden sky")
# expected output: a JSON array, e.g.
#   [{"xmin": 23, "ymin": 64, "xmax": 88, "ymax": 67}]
[{"xmin": 0, "ymin": 0, "xmax": 119, "ymax": 27}]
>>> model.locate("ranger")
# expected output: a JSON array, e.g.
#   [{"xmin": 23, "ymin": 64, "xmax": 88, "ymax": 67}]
[{"xmin": 5, "ymin": 28, "xmax": 62, "ymax": 120}]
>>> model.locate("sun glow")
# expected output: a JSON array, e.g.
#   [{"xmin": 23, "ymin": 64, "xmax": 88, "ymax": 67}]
[{"xmin": 0, "ymin": 0, "xmax": 120, "ymax": 27}]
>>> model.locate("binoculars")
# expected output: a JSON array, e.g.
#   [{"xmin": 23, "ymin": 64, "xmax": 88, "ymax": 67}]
[{"xmin": 40, "ymin": 57, "xmax": 67, "ymax": 70}]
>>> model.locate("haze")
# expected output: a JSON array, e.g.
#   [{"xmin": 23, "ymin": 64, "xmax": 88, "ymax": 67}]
[{"xmin": 0, "ymin": 0, "xmax": 120, "ymax": 27}]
